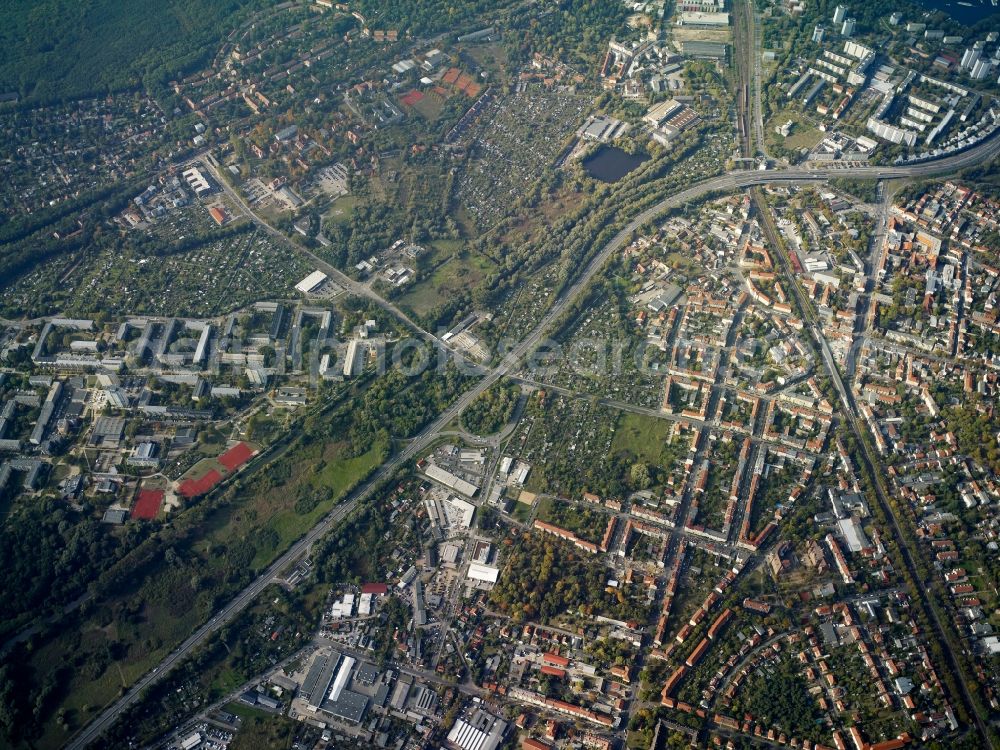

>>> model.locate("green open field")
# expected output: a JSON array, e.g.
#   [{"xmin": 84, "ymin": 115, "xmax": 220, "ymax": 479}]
[
  {"xmin": 663, "ymin": 251, "xmax": 701, "ymax": 275},
  {"xmin": 409, "ymin": 90, "xmax": 448, "ymax": 120},
  {"xmin": 523, "ymin": 471, "xmax": 547, "ymax": 495},
  {"xmin": 324, "ymin": 193, "xmax": 360, "ymax": 225},
  {"xmin": 461, "ymin": 42, "xmax": 512, "ymax": 80},
  {"xmin": 201, "ymin": 436, "xmax": 388, "ymax": 569},
  {"xmin": 30, "ymin": 627, "xmax": 174, "ymax": 749},
  {"xmin": 398, "ymin": 242, "xmax": 495, "ymax": 318},
  {"xmin": 180, "ymin": 455, "xmax": 226, "ymax": 481},
  {"xmin": 256, "ymin": 439, "xmax": 387, "ymax": 565},
  {"xmin": 610, "ymin": 412, "xmax": 675, "ymax": 466},
  {"xmin": 209, "ymin": 666, "xmax": 246, "ymax": 695},
  {"xmin": 394, "ymin": 163, "xmax": 451, "ymax": 216},
  {"xmin": 765, "ymin": 107, "xmax": 823, "ymax": 153},
  {"xmin": 228, "ymin": 709, "xmax": 298, "ymax": 750},
  {"xmin": 510, "ymin": 499, "xmax": 534, "ymax": 523}
]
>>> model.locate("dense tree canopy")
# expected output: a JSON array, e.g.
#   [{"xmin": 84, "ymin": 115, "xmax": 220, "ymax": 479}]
[
  {"xmin": 0, "ymin": 499, "xmax": 135, "ymax": 635},
  {"xmin": 490, "ymin": 533, "xmax": 643, "ymax": 623},
  {"xmin": 0, "ymin": 0, "xmax": 267, "ymax": 102},
  {"xmin": 461, "ymin": 382, "xmax": 519, "ymax": 436}
]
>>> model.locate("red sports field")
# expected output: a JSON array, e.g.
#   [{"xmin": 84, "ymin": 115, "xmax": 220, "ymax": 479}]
[
  {"xmin": 132, "ymin": 489, "xmax": 165, "ymax": 519},
  {"xmin": 179, "ymin": 469, "xmax": 223, "ymax": 498},
  {"xmin": 400, "ymin": 90, "xmax": 424, "ymax": 107},
  {"xmin": 219, "ymin": 442, "xmax": 254, "ymax": 471}
]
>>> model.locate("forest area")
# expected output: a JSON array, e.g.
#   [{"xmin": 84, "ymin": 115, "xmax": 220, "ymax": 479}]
[
  {"xmin": 490, "ymin": 532, "xmax": 646, "ymax": 624},
  {"xmin": 461, "ymin": 382, "xmax": 519, "ymax": 436},
  {"xmin": 0, "ymin": 0, "xmax": 265, "ymax": 102}
]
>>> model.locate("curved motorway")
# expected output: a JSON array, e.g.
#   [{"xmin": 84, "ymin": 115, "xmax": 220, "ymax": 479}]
[{"xmin": 67, "ymin": 129, "xmax": 1000, "ymax": 749}]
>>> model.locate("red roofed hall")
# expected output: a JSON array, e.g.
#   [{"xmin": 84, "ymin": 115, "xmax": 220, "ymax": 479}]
[
  {"xmin": 543, "ymin": 652, "xmax": 570, "ymax": 668},
  {"xmin": 209, "ymin": 206, "xmax": 228, "ymax": 226}
]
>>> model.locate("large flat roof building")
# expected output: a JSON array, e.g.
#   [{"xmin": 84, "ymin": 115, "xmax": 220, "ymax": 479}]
[
  {"xmin": 344, "ymin": 339, "xmax": 365, "ymax": 377},
  {"xmin": 322, "ymin": 689, "xmax": 369, "ymax": 723},
  {"xmin": 295, "ymin": 270, "xmax": 328, "ymax": 294},
  {"xmin": 315, "ymin": 654, "xmax": 369, "ymax": 723},
  {"xmin": 644, "ymin": 99, "xmax": 684, "ymax": 127},
  {"xmin": 677, "ymin": 11, "xmax": 730, "ymax": 26},
  {"xmin": 446, "ymin": 707, "xmax": 508, "ymax": 750},
  {"xmin": 193, "ymin": 324, "xmax": 211, "ymax": 367},
  {"xmin": 444, "ymin": 495, "xmax": 476, "ymax": 528},
  {"xmin": 300, "ymin": 651, "xmax": 342, "ymax": 712},
  {"xmin": 681, "ymin": 40, "xmax": 728, "ymax": 60},
  {"xmin": 425, "ymin": 463, "xmax": 479, "ymax": 497},
  {"xmin": 661, "ymin": 105, "xmax": 701, "ymax": 135},
  {"xmin": 275, "ymin": 124, "xmax": 298, "ymax": 142},
  {"xmin": 467, "ymin": 563, "xmax": 500, "ymax": 583},
  {"xmin": 182, "ymin": 166, "xmax": 211, "ymax": 195}
]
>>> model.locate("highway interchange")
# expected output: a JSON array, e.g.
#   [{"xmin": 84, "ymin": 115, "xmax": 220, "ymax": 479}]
[{"xmin": 65, "ymin": 114, "xmax": 1000, "ymax": 748}]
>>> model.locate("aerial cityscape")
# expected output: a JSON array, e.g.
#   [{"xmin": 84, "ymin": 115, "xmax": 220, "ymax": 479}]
[{"xmin": 1, "ymin": 0, "xmax": 999, "ymax": 749}]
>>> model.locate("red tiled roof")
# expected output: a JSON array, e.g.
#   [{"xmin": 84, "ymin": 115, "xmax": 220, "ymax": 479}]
[
  {"xmin": 543, "ymin": 652, "xmax": 570, "ymax": 667},
  {"xmin": 361, "ymin": 583, "xmax": 388, "ymax": 594}
]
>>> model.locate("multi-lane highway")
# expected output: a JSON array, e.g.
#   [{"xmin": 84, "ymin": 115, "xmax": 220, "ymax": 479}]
[{"xmin": 67, "ymin": 127, "xmax": 1000, "ymax": 748}]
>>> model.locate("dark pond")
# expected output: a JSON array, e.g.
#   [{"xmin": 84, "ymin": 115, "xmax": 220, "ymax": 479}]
[
  {"xmin": 914, "ymin": 0, "xmax": 999, "ymax": 26},
  {"xmin": 583, "ymin": 146, "xmax": 650, "ymax": 183}
]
